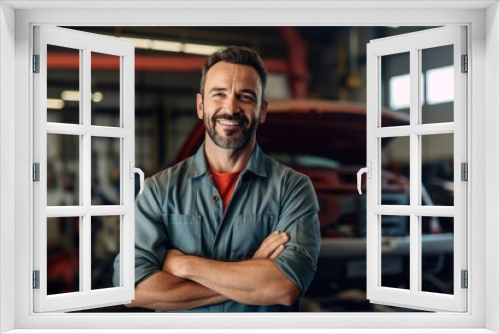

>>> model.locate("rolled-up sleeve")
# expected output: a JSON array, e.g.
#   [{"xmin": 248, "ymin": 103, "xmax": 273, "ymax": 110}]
[
  {"xmin": 113, "ymin": 177, "xmax": 168, "ymax": 287},
  {"xmin": 272, "ymin": 173, "xmax": 321, "ymax": 294}
]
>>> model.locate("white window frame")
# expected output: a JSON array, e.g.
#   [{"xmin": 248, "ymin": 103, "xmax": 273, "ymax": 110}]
[
  {"xmin": 1, "ymin": 1, "xmax": 499, "ymax": 333},
  {"xmin": 32, "ymin": 25, "xmax": 136, "ymax": 312},
  {"xmin": 366, "ymin": 26, "xmax": 467, "ymax": 312}
]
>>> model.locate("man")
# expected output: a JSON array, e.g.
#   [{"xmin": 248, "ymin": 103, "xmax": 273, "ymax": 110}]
[{"xmin": 114, "ymin": 46, "xmax": 320, "ymax": 312}]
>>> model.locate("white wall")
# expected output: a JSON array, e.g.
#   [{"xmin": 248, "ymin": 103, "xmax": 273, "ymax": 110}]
[
  {"xmin": 2, "ymin": 2, "xmax": 497, "ymax": 332},
  {"xmin": 0, "ymin": 2, "xmax": 16, "ymax": 333},
  {"xmin": 486, "ymin": 2, "xmax": 500, "ymax": 333}
]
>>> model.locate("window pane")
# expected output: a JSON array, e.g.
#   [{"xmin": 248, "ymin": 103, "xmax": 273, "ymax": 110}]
[
  {"xmin": 381, "ymin": 215, "xmax": 410, "ymax": 289},
  {"xmin": 421, "ymin": 133, "xmax": 454, "ymax": 206},
  {"xmin": 422, "ymin": 45, "xmax": 454, "ymax": 124},
  {"xmin": 47, "ymin": 134, "xmax": 80, "ymax": 206},
  {"xmin": 421, "ymin": 217, "xmax": 454, "ymax": 295},
  {"xmin": 91, "ymin": 137, "xmax": 121, "ymax": 205},
  {"xmin": 381, "ymin": 52, "xmax": 410, "ymax": 127},
  {"xmin": 91, "ymin": 52, "xmax": 120, "ymax": 127},
  {"xmin": 91, "ymin": 216, "xmax": 120, "ymax": 290},
  {"xmin": 381, "ymin": 136, "xmax": 410, "ymax": 205},
  {"xmin": 47, "ymin": 217, "xmax": 80, "ymax": 295},
  {"xmin": 47, "ymin": 45, "xmax": 80, "ymax": 124}
]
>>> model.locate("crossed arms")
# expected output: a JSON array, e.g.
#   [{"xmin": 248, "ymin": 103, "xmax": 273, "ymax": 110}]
[{"xmin": 126, "ymin": 231, "xmax": 301, "ymax": 311}]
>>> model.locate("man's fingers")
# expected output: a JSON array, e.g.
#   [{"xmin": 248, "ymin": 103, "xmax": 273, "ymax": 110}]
[
  {"xmin": 270, "ymin": 244, "xmax": 285, "ymax": 259},
  {"xmin": 261, "ymin": 232, "xmax": 287, "ymax": 251},
  {"xmin": 262, "ymin": 231, "xmax": 284, "ymax": 246},
  {"xmin": 253, "ymin": 231, "xmax": 289, "ymax": 259}
]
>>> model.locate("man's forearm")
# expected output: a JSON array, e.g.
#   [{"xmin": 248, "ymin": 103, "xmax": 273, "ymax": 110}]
[
  {"xmin": 127, "ymin": 271, "xmax": 228, "ymax": 311},
  {"xmin": 167, "ymin": 254, "xmax": 300, "ymax": 306}
]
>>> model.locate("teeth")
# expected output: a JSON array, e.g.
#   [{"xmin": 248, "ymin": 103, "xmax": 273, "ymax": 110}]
[{"xmin": 218, "ymin": 119, "xmax": 239, "ymax": 126}]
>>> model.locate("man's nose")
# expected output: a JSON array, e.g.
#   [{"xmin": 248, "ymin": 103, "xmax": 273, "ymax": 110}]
[{"xmin": 222, "ymin": 95, "xmax": 239, "ymax": 114}]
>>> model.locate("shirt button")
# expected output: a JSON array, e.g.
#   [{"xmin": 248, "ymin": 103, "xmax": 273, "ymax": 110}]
[{"xmin": 212, "ymin": 195, "xmax": 219, "ymax": 202}]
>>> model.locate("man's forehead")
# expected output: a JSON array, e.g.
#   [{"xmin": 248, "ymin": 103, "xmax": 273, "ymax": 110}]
[{"xmin": 206, "ymin": 62, "xmax": 261, "ymax": 85}]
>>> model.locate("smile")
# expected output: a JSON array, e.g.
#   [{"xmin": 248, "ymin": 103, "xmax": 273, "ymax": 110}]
[{"xmin": 217, "ymin": 119, "xmax": 241, "ymax": 126}]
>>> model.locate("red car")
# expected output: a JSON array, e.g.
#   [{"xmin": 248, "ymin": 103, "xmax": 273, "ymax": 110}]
[{"xmin": 177, "ymin": 99, "xmax": 418, "ymax": 238}]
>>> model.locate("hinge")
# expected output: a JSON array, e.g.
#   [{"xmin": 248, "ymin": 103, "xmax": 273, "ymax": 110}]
[
  {"xmin": 33, "ymin": 270, "xmax": 40, "ymax": 289},
  {"xmin": 461, "ymin": 54, "xmax": 468, "ymax": 73},
  {"xmin": 33, "ymin": 163, "xmax": 40, "ymax": 182},
  {"xmin": 461, "ymin": 270, "xmax": 468, "ymax": 289},
  {"xmin": 461, "ymin": 162, "xmax": 468, "ymax": 181},
  {"xmin": 33, "ymin": 54, "xmax": 40, "ymax": 73}
]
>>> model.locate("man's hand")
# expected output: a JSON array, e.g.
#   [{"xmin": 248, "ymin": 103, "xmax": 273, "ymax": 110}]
[{"xmin": 252, "ymin": 231, "xmax": 290, "ymax": 259}]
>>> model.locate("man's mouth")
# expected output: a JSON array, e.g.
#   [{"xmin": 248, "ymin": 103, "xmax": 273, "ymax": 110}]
[{"xmin": 217, "ymin": 119, "xmax": 241, "ymax": 126}]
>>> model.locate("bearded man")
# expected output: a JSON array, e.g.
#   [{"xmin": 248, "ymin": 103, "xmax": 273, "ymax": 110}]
[{"xmin": 114, "ymin": 46, "xmax": 320, "ymax": 312}]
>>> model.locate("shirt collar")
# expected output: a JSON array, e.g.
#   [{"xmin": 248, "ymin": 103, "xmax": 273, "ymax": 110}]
[{"xmin": 187, "ymin": 142, "xmax": 267, "ymax": 179}]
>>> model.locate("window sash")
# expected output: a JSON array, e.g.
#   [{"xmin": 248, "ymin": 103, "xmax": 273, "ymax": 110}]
[
  {"xmin": 32, "ymin": 25, "xmax": 136, "ymax": 313},
  {"xmin": 366, "ymin": 26, "xmax": 468, "ymax": 312}
]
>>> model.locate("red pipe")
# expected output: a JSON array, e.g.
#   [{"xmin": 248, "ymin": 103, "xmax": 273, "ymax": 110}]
[
  {"xmin": 275, "ymin": 27, "xmax": 309, "ymax": 98},
  {"xmin": 46, "ymin": 53, "xmax": 288, "ymax": 73}
]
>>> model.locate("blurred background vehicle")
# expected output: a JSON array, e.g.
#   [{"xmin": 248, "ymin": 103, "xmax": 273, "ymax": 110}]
[{"xmin": 44, "ymin": 26, "xmax": 455, "ymax": 312}]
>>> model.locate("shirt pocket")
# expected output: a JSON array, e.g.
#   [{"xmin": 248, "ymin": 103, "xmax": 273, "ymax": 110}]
[
  {"xmin": 162, "ymin": 214, "xmax": 202, "ymax": 256},
  {"xmin": 230, "ymin": 214, "xmax": 276, "ymax": 260}
]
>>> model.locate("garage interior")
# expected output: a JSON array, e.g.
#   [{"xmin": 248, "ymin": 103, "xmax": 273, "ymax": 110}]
[{"xmin": 44, "ymin": 26, "xmax": 455, "ymax": 312}]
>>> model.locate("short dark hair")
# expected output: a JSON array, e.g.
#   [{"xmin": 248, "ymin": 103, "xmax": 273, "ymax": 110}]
[{"xmin": 200, "ymin": 46, "xmax": 268, "ymax": 102}]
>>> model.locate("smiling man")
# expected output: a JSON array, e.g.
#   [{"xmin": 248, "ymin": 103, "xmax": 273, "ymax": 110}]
[{"xmin": 114, "ymin": 46, "xmax": 321, "ymax": 312}]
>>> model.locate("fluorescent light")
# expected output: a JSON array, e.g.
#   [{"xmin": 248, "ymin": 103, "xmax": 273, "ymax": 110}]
[
  {"xmin": 121, "ymin": 36, "xmax": 220, "ymax": 56},
  {"xmin": 183, "ymin": 43, "xmax": 221, "ymax": 56},
  {"xmin": 61, "ymin": 90, "xmax": 79, "ymax": 101},
  {"xmin": 61, "ymin": 90, "xmax": 104, "ymax": 103},
  {"xmin": 92, "ymin": 92, "xmax": 103, "ymax": 102},
  {"xmin": 47, "ymin": 99, "xmax": 65, "ymax": 110},
  {"xmin": 426, "ymin": 65, "xmax": 454, "ymax": 105},
  {"xmin": 151, "ymin": 40, "xmax": 182, "ymax": 52},
  {"xmin": 125, "ymin": 37, "xmax": 153, "ymax": 49}
]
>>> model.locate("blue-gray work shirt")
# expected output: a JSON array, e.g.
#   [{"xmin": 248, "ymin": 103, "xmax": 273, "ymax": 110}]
[{"xmin": 113, "ymin": 144, "xmax": 321, "ymax": 312}]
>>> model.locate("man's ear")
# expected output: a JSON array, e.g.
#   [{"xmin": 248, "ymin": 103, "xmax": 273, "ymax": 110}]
[
  {"xmin": 196, "ymin": 93, "xmax": 204, "ymax": 120},
  {"xmin": 259, "ymin": 100, "xmax": 269, "ymax": 124}
]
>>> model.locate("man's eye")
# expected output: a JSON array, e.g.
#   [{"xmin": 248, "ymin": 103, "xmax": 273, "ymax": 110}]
[{"xmin": 239, "ymin": 94, "xmax": 255, "ymax": 102}]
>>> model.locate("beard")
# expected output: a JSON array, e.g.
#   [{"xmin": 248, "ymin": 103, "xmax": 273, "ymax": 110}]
[{"xmin": 203, "ymin": 109, "xmax": 260, "ymax": 150}]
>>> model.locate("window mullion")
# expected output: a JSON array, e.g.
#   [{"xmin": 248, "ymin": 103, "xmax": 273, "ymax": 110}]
[
  {"xmin": 81, "ymin": 47, "xmax": 92, "ymax": 294},
  {"xmin": 409, "ymin": 47, "xmax": 420, "ymax": 295}
]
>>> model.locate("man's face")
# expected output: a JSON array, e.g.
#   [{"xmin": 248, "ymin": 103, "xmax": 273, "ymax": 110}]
[{"xmin": 196, "ymin": 61, "xmax": 268, "ymax": 150}]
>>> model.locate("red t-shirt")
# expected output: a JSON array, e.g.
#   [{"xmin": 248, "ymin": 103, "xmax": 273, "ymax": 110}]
[{"xmin": 210, "ymin": 169, "xmax": 242, "ymax": 210}]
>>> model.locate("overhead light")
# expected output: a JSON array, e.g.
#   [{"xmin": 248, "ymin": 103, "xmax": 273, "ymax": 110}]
[
  {"xmin": 121, "ymin": 36, "xmax": 221, "ymax": 56},
  {"xmin": 61, "ymin": 90, "xmax": 79, "ymax": 101},
  {"xmin": 125, "ymin": 37, "xmax": 153, "ymax": 49},
  {"xmin": 151, "ymin": 40, "xmax": 182, "ymax": 52},
  {"xmin": 183, "ymin": 43, "xmax": 220, "ymax": 56},
  {"xmin": 61, "ymin": 90, "xmax": 104, "ymax": 103},
  {"xmin": 92, "ymin": 92, "xmax": 103, "ymax": 103},
  {"xmin": 47, "ymin": 99, "xmax": 65, "ymax": 110}
]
